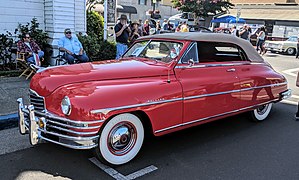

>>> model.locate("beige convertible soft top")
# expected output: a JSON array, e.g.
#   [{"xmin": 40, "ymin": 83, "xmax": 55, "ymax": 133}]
[{"xmin": 138, "ymin": 32, "xmax": 264, "ymax": 63}]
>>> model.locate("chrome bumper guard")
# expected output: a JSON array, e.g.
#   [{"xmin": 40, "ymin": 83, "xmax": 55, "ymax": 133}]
[
  {"xmin": 17, "ymin": 98, "xmax": 102, "ymax": 149},
  {"xmin": 280, "ymin": 89, "xmax": 292, "ymax": 100}
]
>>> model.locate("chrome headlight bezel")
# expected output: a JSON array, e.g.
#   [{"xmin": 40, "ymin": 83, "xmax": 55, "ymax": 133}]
[{"xmin": 61, "ymin": 96, "xmax": 71, "ymax": 116}]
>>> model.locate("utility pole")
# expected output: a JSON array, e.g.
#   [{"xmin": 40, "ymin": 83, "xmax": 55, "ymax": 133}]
[{"xmin": 104, "ymin": 0, "xmax": 108, "ymax": 41}]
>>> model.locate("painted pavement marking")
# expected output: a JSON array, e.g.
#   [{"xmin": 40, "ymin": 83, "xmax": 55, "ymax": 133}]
[
  {"xmin": 282, "ymin": 68, "xmax": 299, "ymax": 77},
  {"xmin": 281, "ymin": 99, "xmax": 298, "ymax": 106},
  {"xmin": 89, "ymin": 157, "xmax": 158, "ymax": 180}
]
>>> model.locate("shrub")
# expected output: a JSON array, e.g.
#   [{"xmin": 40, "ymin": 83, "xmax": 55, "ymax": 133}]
[
  {"xmin": 0, "ymin": 32, "xmax": 15, "ymax": 71},
  {"xmin": 87, "ymin": 11, "xmax": 104, "ymax": 41},
  {"xmin": 18, "ymin": 18, "xmax": 50, "ymax": 66},
  {"xmin": 77, "ymin": 34, "xmax": 116, "ymax": 61},
  {"xmin": 77, "ymin": 11, "xmax": 116, "ymax": 61},
  {"xmin": 18, "ymin": 18, "xmax": 49, "ymax": 52}
]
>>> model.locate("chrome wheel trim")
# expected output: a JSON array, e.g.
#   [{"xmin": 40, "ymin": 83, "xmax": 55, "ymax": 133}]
[
  {"xmin": 107, "ymin": 122, "xmax": 137, "ymax": 156},
  {"xmin": 253, "ymin": 103, "xmax": 273, "ymax": 121},
  {"xmin": 98, "ymin": 113, "xmax": 144, "ymax": 165},
  {"xmin": 287, "ymin": 48, "xmax": 295, "ymax": 55},
  {"xmin": 257, "ymin": 104, "xmax": 268, "ymax": 115}
]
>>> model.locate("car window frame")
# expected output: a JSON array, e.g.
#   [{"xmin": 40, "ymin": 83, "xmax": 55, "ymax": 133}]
[
  {"xmin": 196, "ymin": 41, "xmax": 249, "ymax": 63},
  {"xmin": 178, "ymin": 42, "xmax": 199, "ymax": 64}
]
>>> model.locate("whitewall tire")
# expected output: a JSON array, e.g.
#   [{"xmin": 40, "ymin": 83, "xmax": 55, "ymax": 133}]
[
  {"xmin": 251, "ymin": 103, "xmax": 273, "ymax": 122},
  {"xmin": 94, "ymin": 113, "xmax": 144, "ymax": 166}
]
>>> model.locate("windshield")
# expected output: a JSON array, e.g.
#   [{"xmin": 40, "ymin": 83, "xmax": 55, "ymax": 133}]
[
  {"xmin": 287, "ymin": 37, "xmax": 298, "ymax": 42},
  {"xmin": 123, "ymin": 40, "xmax": 183, "ymax": 63}
]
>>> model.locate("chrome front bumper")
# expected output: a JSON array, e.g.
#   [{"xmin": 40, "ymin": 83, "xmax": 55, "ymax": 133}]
[{"xmin": 17, "ymin": 98, "xmax": 102, "ymax": 149}]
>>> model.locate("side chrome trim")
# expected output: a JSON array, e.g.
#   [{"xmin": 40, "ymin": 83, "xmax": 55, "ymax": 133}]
[
  {"xmin": 175, "ymin": 62, "xmax": 252, "ymax": 69},
  {"xmin": 90, "ymin": 97, "xmax": 184, "ymax": 114},
  {"xmin": 154, "ymin": 99, "xmax": 279, "ymax": 133},
  {"xmin": 91, "ymin": 82, "xmax": 287, "ymax": 114},
  {"xmin": 184, "ymin": 82, "xmax": 287, "ymax": 101},
  {"xmin": 34, "ymin": 111, "xmax": 104, "ymax": 125}
]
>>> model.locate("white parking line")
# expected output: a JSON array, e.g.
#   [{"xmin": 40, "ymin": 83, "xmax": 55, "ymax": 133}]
[
  {"xmin": 282, "ymin": 99, "xmax": 298, "ymax": 106},
  {"xmin": 126, "ymin": 165, "xmax": 158, "ymax": 179},
  {"xmin": 89, "ymin": 157, "xmax": 158, "ymax": 180},
  {"xmin": 282, "ymin": 68, "xmax": 299, "ymax": 77}
]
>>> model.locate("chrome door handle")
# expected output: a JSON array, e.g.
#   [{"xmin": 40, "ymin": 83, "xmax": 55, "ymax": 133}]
[{"xmin": 227, "ymin": 68, "xmax": 236, "ymax": 72}]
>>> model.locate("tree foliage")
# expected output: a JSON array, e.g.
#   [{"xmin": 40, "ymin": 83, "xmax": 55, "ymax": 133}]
[
  {"xmin": 78, "ymin": 10, "xmax": 116, "ymax": 61},
  {"xmin": 87, "ymin": 11, "xmax": 104, "ymax": 41},
  {"xmin": 86, "ymin": 0, "xmax": 103, "ymax": 12},
  {"xmin": 172, "ymin": 0, "xmax": 234, "ymax": 18},
  {"xmin": 18, "ymin": 18, "xmax": 49, "ymax": 52}
]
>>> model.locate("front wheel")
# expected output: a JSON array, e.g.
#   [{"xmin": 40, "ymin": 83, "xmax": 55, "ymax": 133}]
[
  {"xmin": 286, "ymin": 48, "xmax": 296, "ymax": 55},
  {"xmin": 251, "ymin": 103, "xmax": 273, "ymax": 122},
  {"xmin": 94, "ymin": 113, "xmax": 144, "ymax": 166}
]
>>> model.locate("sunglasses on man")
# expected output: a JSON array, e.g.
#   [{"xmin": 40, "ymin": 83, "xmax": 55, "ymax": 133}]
[
  {"xmin": 25, "ymin": 36, "xmax": 30, "ymax": 39},
  {"xmin": 65, "ymin": 32, "xmax": 72, "ymax": 34}
]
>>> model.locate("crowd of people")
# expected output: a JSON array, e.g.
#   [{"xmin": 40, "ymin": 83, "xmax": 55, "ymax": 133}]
[
  {"xmin": 114, "ymin": 14, "xmax": 194, "ymax": 59},
  {"xmin": 216, "ymin": 24, "xmax": 267, "ymax": 56}
]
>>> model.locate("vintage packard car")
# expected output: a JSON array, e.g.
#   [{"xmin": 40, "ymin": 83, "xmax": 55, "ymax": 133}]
[{"xmin": 18, "ymin": 33, "xmax": 291, "ymax": 165}]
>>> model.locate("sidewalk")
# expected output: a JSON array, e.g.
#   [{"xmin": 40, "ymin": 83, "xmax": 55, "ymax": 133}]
[
  {"xmin": 0, "ymin": 77, "xmax": 30, "ymax": 116},
  {"xmin": 0, "ymin": 77, "xmax": 30, "ymax": 130}
]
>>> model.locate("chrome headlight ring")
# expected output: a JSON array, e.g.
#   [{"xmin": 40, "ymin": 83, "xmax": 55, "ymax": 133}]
[{"xmin": 61, "ymin": 96, "xmax": 72, "ymax": 116}]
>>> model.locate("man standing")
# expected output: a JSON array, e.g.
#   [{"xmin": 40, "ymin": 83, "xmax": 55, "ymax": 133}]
[
  {"xmin": 115, "ymin": 14, "xmax": 131, "ymax": 59},
  {"xmin": 239, "ymin": 24, "xmax": 249, "ymax": 40},
  {"xmin": 17, "ymin": 33, "xmax": 44, "ymax": 65},
  {"xmin": 58, "ymin": 28, "xmax": 89, "ymax": 64}
]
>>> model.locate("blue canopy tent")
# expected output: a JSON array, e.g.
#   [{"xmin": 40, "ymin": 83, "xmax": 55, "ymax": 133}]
[{"xmin": 211, "ymin": 15, "xmax": 246, "ymax": 23}]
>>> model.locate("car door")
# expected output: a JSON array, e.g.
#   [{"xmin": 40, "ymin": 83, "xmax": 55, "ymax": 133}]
[{"xmin": 174, "ymin": 42, "xmax": 240, "ymax": 124}]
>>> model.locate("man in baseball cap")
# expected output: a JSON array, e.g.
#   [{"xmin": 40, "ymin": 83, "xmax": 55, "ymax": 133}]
[
  {"xmin": 114, "ymin": 14, "xmax": 131, "ymax": 59},
  {"xmin": 58, "ymin": 28, "xmax": 89, "ymax": 64}
]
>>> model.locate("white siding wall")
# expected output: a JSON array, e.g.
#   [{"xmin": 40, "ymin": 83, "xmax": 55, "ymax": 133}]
[
  {"xmin": 0, "ymin": 0, "xmax": 45, "ymax": 34},
  {"xmin": 44, "ymin": 0, "xmax": 86, "ymax": 62}
]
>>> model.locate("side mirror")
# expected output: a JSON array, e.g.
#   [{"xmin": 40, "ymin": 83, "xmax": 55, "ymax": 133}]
[{"xmin": 188, "ymin": 58, "xmax": 194, "ymax": 67}]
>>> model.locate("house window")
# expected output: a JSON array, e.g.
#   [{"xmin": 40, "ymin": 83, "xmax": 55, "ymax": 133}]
[
  {"xmin": 287, "ymin": 0, "xmax": 295, "ymax": 3},
  {"xmin": 139, "ymin": 0, "xmax": 147, "ymax": 5}
]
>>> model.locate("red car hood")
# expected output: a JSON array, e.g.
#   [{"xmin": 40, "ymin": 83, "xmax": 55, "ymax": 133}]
[{"xmin": 31, "ymin": 59, "xmax": 170, "ymax": 97}]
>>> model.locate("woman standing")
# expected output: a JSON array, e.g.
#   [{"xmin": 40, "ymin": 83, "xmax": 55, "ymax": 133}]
[
  {"xmin": 129, "ymin": 20, "xmax": 142, "ymax": 46},
  {"xmin": 143, "ymin": 20, "xmax": 150, "ymax": 36},
  {"xmin": 256, "ymin": 26, "xmax": 266, "ymax": 55}
]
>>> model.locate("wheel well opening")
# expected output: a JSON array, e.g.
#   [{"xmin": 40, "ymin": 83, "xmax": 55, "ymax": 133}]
[{"xmin": 132, "ymin": 111, "xmax": 154, "ymax": 138}]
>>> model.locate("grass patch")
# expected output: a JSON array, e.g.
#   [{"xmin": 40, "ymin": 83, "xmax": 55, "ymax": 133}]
[{"xmin": 0, "ymin": 70, "xmax": 23, "ymax": 77}]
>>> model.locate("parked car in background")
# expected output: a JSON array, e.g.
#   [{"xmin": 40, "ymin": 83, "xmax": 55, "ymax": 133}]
[
  {"xmin": 18, "ymin": 33, "xmax": 290, "ymax": 166},
  {"xmin": 265, "ymin": 36, "xmax": 298, "ymax": 55}
]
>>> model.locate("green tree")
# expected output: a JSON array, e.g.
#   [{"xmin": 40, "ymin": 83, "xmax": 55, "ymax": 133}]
[{"xmin": 172, "ymin": 0, "xmax": 233, "ymax": 18}]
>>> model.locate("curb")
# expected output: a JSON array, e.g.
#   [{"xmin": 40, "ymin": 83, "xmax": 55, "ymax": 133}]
[{"xmin": 0, "ymin": 113, "xmax": 18, "ymax": 130}]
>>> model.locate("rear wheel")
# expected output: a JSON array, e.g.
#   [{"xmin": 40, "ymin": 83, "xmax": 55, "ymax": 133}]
[
  {"xmin": 251, "ymin": 103, "xmax": 273, "ymax": 122},
  {"xmin": 94, "ymin": 113, "xmax": 144, "ymax": 166}
]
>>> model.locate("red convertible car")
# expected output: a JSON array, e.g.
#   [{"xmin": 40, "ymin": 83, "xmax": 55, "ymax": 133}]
[{"xmin": 18, "ymin": 33, "xmax": 291, "ymax": 165}]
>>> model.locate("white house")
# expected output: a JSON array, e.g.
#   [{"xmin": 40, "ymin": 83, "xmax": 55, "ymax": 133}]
[{"xmin": 0, "ymin": 0, "xmax": 87, "ymax": 60}]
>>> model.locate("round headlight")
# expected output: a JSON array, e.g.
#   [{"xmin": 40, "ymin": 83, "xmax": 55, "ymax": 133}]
[{"xmin": 61, "ymin": 96, "xmax": 71, "ymax": 115}]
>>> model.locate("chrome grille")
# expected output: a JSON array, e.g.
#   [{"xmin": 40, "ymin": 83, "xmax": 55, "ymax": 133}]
[{"xmin": 29, "ymin": 90, "xmax": 45, "ymax": 112}]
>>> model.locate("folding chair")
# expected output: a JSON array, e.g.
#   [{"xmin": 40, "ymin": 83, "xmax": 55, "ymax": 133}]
[{"xmin": 16, "ymin": 52, "xmax": 42, "ymax": 80}]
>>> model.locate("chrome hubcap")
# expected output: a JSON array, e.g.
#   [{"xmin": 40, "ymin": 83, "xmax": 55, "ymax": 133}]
[
  {"xmin": 257, "ymin": 104, "xmax": 268, "ymax": 115},
  {"xmin": 108, "ymin": 122, "xmax": 137, "ymax": 155}
]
